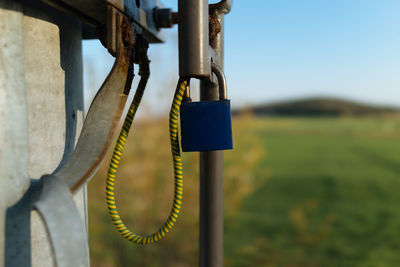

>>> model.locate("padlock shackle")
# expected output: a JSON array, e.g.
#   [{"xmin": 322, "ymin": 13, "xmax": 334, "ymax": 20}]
[{"xmin": 211, "ymin": 62, "xmax": 227, "ymax": 100}]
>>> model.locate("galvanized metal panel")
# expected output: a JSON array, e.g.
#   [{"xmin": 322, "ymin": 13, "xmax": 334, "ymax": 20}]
[{"xmin": 0, "ymin": 1, "xmax": 87, "ymax": 266}]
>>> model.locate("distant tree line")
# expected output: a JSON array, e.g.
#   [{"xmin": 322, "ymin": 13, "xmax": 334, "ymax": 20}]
[{"xmin": 233, "ymin": 98, "xmax": 400, "ymax": 117}]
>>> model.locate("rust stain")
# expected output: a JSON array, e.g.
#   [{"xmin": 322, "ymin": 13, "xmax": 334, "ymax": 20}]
[
  {"xmin": 209, "ymin": 13, "xmax": 221, "ymax": 48},
  {"xmin": 70, "ymin": 11, "xmax": 134, "ymax": 193}
]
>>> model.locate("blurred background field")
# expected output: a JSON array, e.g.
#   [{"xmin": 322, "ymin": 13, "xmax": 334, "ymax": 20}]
[
  {"xmin": 83, "ymin": 2, "xmax": 400, "ymax": 265},
  {"xmin": 87, "ymin": 99, "xmax": 400, "ymax": 267}
]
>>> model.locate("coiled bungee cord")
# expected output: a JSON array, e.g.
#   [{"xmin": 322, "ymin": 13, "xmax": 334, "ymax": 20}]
[{"xmin": 106, "ymin": 65, "xmax": 188, "ymax": 245}]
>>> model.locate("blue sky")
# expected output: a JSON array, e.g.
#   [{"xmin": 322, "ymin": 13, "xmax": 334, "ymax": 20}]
[{"xmin": 83, "ymin": 0, "xmax": 400, "ymax": 115}]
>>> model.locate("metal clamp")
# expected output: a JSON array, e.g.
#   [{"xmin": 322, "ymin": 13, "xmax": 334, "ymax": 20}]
[
  {"xmin": 54, "ymin": 6, "xmax": 135, "ymax": 193},
  {"xmin": 33, "ymin": 6, "xmax": 136, "ymax": 267},
  {"xmin": 209, "ymin": 0, "xmax": 233, "ymax": 14},
  {"xmin": 34, "ymin": 176, "xmax": 89, "ymax": 267}
]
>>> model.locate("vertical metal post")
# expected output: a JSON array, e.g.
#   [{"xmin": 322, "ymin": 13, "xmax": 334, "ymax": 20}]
[
  {"xmin": 178, "ymin": 1, "xmax": 231, "ymax": 265},
  {"xmin": 199, "ymin": 10, "xmax": 226, "ymax": 267},
  {"xmin": 178, "ymin": 0, "xmax": 210, "ymax": 78}
]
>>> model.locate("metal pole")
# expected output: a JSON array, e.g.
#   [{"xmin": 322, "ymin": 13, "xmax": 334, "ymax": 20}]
[
  {"xmin": 178, "ymin": 0, "xmax": 210, "ymax": 78},
  {"xmin": 199, "ymin": 12, "xmax": 225, "ymax": 267},
  {"xmin": 177, "ymin": 1, "xmax": 231, "ymax": 265}
]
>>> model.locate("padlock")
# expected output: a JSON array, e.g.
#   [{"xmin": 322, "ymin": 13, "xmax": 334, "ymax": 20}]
[{"xmin": 180, "ymin": 63, "xmax": 233, "ymax": 152}]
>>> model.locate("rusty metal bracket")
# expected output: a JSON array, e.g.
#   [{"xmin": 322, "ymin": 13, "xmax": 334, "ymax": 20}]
[
  {"xmin": 41, "ymin": 0, "xmax": 164, "ymax": 42},
  {"xmin": 32, "ymin": 7, "xmax": 135, "ymax": 266},
  {"xmin": 54, "ymin": 7, "xmax": 134, "ymax": 193}
]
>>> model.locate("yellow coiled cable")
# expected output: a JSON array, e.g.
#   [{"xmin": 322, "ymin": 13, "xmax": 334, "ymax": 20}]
[{"xmin": 106, "ymin": 78, "xmax": 188, "ymax": 245}]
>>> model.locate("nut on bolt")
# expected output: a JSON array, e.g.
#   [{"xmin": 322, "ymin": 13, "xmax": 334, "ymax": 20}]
[{"xmin": 153, "ymin": 8, "xmax": 176, "ymax": 28}]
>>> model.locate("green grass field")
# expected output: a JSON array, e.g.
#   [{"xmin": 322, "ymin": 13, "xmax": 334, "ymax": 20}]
[
  {"xmin": 225, "ymin": 116, "xmax": 400, "ymax": 267},
  {"xmin": 88, "ymin": 115, "xmax": 400, "ymax": 267}
]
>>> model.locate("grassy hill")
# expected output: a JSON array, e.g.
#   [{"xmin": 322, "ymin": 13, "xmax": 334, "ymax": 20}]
[{"xmin": 235, "ymin": 98, "xmax": 400, "ymax": 117}]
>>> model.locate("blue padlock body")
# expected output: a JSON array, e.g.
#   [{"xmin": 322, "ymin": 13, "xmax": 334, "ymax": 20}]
[{"xmin": 180, "ymin": 99, "xmax": 233, "ymax": 152}]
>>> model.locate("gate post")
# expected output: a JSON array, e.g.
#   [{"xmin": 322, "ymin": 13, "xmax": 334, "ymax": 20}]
[
  {"xmin": 0, "ymin": 1, "xmax": 86, "ymax": 266},
  {"xmin": 199, "ymin": 2, "xmax": 232, "ymax": 266}
]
